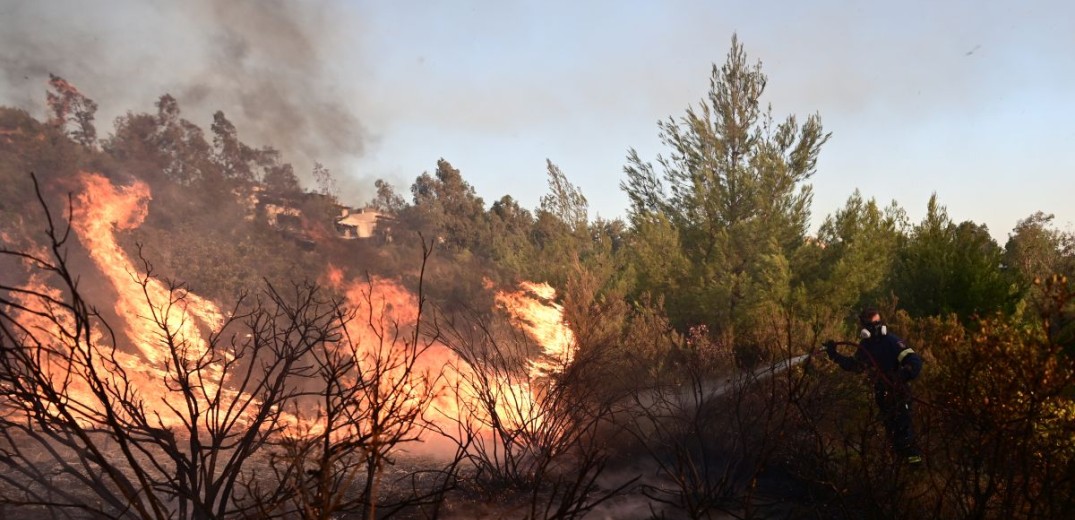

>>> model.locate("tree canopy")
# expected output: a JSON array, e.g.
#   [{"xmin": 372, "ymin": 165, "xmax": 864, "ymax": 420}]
[{"xmin": 621, "ymin": 35, "xmax": 830, "ymax": 340}]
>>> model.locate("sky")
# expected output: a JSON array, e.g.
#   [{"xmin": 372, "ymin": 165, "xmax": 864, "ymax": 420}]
[{"xmin": 2, "ymin": 0, "xmax": 1073, "ymax": 240}]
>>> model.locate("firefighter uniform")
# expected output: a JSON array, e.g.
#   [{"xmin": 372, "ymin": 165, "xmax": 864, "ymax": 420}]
[{"xmin": 825, "ymin": 326, "xmax": 924, "ymax": 463}]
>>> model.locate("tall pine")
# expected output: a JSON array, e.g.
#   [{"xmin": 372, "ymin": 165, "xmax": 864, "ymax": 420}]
[{"xmin": 621, "ymin": 35, "xmax": 829, "ymax": 343}]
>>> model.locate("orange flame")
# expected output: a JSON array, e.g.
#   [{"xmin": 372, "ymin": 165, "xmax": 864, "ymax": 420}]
[
  {"xmin": 5, "ymin": 267, "xmax": 167, "ymax": 426},
  {"xmin": 8, "ymin": 173, "xmax": 581, "ymax": 443},
  {"xmin": 318, "ymin": 274, "xmax": 577, "ymax": 438},
  {"xmin": 61, "ymin": 173, "xmax": 227, "ymax": 425},
  {"xmin": 496, "ymin": 281, "xmax": 576, "ymax": 379},
  {"xmin": 72, "ymin": 173, "xmax": 224, "ymax": 366}
]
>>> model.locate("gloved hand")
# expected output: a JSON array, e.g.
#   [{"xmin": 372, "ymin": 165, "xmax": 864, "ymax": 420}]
[
  {"xmin": 822, "ymin": 340, "xmax": 837, "ymax": 359},
  {"xmin": 898, "ymin": 366, "xmax": 917, "ymax": 382}
]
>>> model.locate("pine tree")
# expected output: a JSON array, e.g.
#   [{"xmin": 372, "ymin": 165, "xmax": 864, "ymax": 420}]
[{"xmin": 621, "ymin": 35, "xmax": 829, "ymax": 338}]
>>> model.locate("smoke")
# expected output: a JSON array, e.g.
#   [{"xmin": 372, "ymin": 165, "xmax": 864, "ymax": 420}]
[{"xmin": 0, "ymin": 0, "xmax": 371, "ymax": 202}]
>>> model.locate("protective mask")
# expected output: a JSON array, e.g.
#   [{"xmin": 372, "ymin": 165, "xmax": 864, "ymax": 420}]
[{"xmin": 859, "ymin": 322, "xmax": 887, "ymax": 339}]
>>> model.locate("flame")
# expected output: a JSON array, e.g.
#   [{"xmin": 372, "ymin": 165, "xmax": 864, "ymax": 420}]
[
  {"xmin": 6, "ymin": 173, "xmax": 582, "ymax": 445},
  {"xmin": 4, "ymin": 272, "xmax": 100, "ymax": 421},
  {"xmin": 5, "ymin": 269, "xmax": 166, "ymax": 426},
  {"xmin": 72, "ymin": 173, "xmax": 224, "ymax": 366},
  {"xmin": 323, "ymin": 273, "xmax": 447, "ymax": 413},
  {"xmin": 496, "ymin": 281, "xmax": 576, "ymax": 379},
  {"xmin": 318, "ymin": 274, "xmax": 576, "ymax": 438},
  {"xmin": 42, "ymin": 172, "xmax": 228, "ymax": 426},
  {"xmin": 323, "ymin": 263, "xmax": 345, "ymax": 288},
  {"xmin": 2, "ymin": 189, "xmax": 154, "ymax": 424}
]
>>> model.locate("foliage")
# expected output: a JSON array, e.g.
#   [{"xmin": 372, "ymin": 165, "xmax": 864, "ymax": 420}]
[
  {"xmin": 621, "ymin": 34, "xmax": 830, "ymax": 342},
  {"xmin": 1004, "ymin": 212, "xmax": 1075, "ymax": 321},
  {"xmin": 816, "ymin": 192, "xmax": 904, "ymax": 303},
  {"xmin": 46, "ymin": 74, "xmax": 98, "ymax": 148},
  {"xmin": 892, "ymin": 194, "xmax": 1016, "ymax": 320},
  {"xmin": 923, "ymin": 287, "xmax": 1075, "ymax": 518},
  {"xmin": 404, "ymin": 158, "xmax": 488, "ymax": 253}
]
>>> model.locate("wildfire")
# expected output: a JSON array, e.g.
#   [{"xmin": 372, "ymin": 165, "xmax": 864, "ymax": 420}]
[
  {"xmin": 72, "ymin": 173, "xmax": 223, "ymax": 366},
  {"xmin": 322, "ymin": 272, "xmax": 577, "ymax": 436},
  {"xmin": 28, "ymin": 172, "xmax": 228, "ymax": 426},
  {"xmin": 321, "ymin": 270, "xmax": 451, "ymax": 428},
  {"xmin": 3, "ymin": 177, "xmax": 197, "ymax": 425},
  {"xmin": 5, "ymin": 172, "xmax": 580, "ymax": 441},
  {"xmin": 496, "ymin": 281, "xmax": 576, "ymax": 379}
]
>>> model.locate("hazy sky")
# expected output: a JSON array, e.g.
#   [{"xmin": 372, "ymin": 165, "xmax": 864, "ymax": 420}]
[{"xmin": 2, "ymin": 0, "xmax": 1073, "ymax": 240}]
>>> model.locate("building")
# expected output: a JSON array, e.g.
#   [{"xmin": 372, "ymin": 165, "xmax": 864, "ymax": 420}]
[{"xmin": 335, "ymin": 208, "xmax": 391, "ymax": 240}]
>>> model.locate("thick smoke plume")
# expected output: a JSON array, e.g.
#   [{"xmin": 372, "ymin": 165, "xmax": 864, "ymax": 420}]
[{"xmin": 0, "ymin": 0, "xmax": 369, "ymax": 199}]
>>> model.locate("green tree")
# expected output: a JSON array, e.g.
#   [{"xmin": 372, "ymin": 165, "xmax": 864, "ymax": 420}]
[
  {"xmin": 211, "ymin": 111, "xmax": 256, "ymax": 184},
  {"xmin": 539, "ymin": 159, "xmax": 588, "ymax": 232},
  {"xmin": 370, "ymin": 178, "xmax": 407, "ymax": 214},
  {"xmin": 620, "ymin": 35, "xmax": 829, "ymax": 339},
  {"xmin": 1004, "ymin": 211, "xmax": 1075, "ymax": 288},
  {"xmin": 621, "ymin": 214, "xmax": 689, "ymax": 325},
  {"xmin": 258, "ymin": 148, "xmax": 301, "ymax": 196},
  {"xmin": 46, "ymin": 73, "xmax": 98, "ymax": 148},
  {"xmin": 405, "ymin": 158, "xmax": 487, "ymax": 251},
  {"xmin": 892, "ymin": 194, "xmax": 1013, "ymax": 319},
  {"xmin": 104, "ymin": 111, "xmax": 166, "ymax": 179},
  {"xmin": 104, "ymin": 95, "xmax": 218, "ymax": 189},
  {"xmin": 153, "ymin": 95, "xmax": 217, "ymax": 186},
  {"xmin": 1003, "ymin": 213, "xmax": 1075, "ymax": 344},
  {"xmin": 803, "ymin": 191, "xmax": 907, "ymax": 323},
  {"xmin": 532, "ymin": 160, "xmax": 594, "ymax": 285},
  {"xmin": 312, "ymin": 161, "xmax": 338, "ymax": 200},
  {"xmin": 0, "ymin": 108, "xmax": 81, "ymax": 227},
  {"xmin": 485, "ymin": 194, "xmax": 536, "ymax": 275}
]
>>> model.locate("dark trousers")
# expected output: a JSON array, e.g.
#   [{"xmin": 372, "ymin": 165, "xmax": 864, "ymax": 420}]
[{"xmin": 875, "ymin": 386, "xmax": 918, "ymax": 457}]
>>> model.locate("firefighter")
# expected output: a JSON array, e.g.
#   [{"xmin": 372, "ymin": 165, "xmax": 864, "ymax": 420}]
[{"xmin": 824, "ymin": 308, "xmax": 924, "ymax": 465}]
